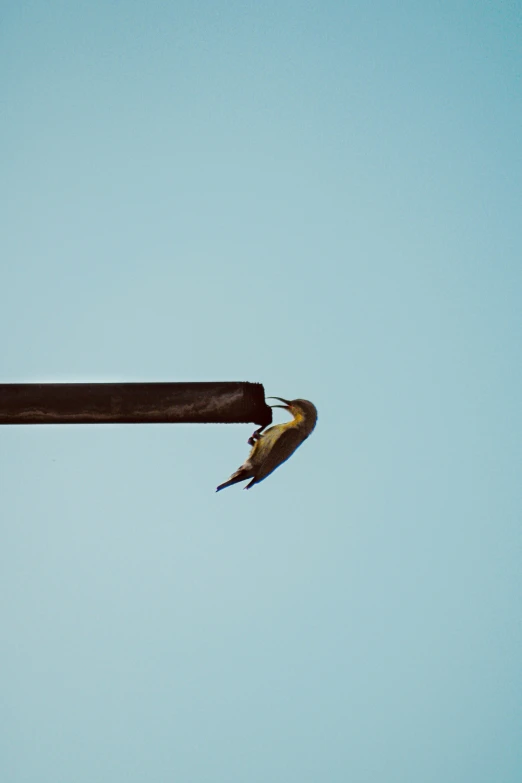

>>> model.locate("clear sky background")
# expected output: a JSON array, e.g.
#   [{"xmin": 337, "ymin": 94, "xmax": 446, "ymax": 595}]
[{"xmin": 1, "ymin": 1, "xmax": 521, "ymax": 781}]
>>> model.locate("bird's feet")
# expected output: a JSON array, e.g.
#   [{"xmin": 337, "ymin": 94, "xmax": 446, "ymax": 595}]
[{"xmin": 248, "ymin": 426, "xmax": 264, "ymax": 446}]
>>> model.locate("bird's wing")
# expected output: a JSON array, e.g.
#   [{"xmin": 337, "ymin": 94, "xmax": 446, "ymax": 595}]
[{"xmin": 252, "ymin": 427, "xmax": 305, "ymax": 485}]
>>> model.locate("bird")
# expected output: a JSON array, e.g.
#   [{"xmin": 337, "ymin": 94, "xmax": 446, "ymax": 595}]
[{"xmin": 216, "ymin": 397, "xmax": 317, "ymax": 491}]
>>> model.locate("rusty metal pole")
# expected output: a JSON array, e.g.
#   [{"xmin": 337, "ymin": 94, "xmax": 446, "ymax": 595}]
[{"xmin": 0, "ymin": 382, "xmax": 273, "ymax": 427}]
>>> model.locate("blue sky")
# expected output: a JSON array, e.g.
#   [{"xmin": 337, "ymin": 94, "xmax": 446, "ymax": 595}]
[{"xmin": 1, "ymin": 1, "xmax": 521, "ymax": 781}]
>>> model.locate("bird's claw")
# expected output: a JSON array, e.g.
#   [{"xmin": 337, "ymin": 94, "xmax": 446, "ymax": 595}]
[{"xmin": 248, "ymin": 426, "xmax": 264, "ymax": 446}]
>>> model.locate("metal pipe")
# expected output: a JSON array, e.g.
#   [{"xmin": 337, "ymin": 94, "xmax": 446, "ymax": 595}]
[{"xmin": 0, "ymin": 382, "xmax": 273, "ymax": 427}]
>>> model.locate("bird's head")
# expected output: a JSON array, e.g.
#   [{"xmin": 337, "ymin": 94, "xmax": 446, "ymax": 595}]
[{"xmin": 267, "ymin": 397, "xmax": 318, "ymax": 433}]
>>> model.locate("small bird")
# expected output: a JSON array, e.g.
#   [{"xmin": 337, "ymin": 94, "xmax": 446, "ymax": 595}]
[{"xmin": 216, "ymin": 397, "xmax": 318, "ymax": 491}]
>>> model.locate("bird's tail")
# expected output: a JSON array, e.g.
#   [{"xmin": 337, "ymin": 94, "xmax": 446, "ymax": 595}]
[{"xmin": 216, "ymin": 467, "xmax": 253, "ymax": 492}]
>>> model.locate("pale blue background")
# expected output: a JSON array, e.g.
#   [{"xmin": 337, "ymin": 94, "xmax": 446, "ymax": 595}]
[{"xmin": 1, "ymin": 2, "xmax": 521, "ymax": 781}]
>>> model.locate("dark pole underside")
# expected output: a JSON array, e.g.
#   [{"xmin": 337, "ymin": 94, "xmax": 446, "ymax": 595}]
[{"xmin": 0, "ymin": 382, "xmax": 273, "ymax": 427}]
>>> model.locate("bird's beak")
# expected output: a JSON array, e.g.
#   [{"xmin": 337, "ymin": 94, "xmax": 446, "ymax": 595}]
[{"xmin": 267, "ymin": 396, "xmax": 291, "ymax": 409}]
